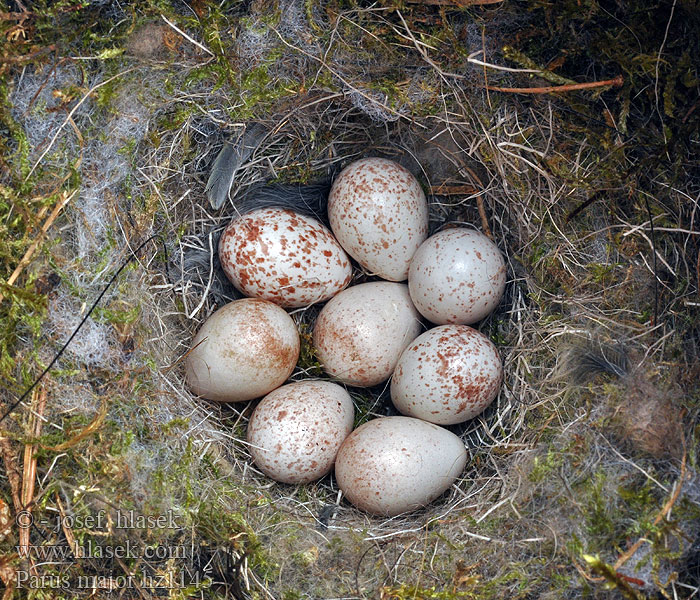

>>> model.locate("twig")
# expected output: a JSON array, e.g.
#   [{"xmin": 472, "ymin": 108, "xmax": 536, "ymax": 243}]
[
  {"xmin": 0, "ymin": 189, "xmax": 76, "ymax": 306},
  {"xmin": 565, "ymin": 191, "xmax": 605, "ymax": 223},
  {"xmin": 583, "ymin": 555, "xmax": 644, "ymax": 599},
  {"xmin": 41, "ymin": 401, "xmax": 107, "ymax": 452},
  {"xmin": 160, "ymin": 14, "xmax": 214, "ymax": 57},
  {"xmin": 467, "ymin": 51, "xmax": 542, "ymax": 74},
  {"xmin": 430, "ymin": 184, "xmax": 479, "ymax": 196},
  {"xmin": 0, "ymin": 11, "xmax": 34, "ymax": 20},
  {"xmin": 19, "ymin": 386, "xmax": 47, "ymax": 563},
  {"xmin": 26, "ymin": 68, "xmax": 136, "ymax": 180},
  {"xmin": 485, "ymin": 76, "xmax": 624, "ymax": 94}
]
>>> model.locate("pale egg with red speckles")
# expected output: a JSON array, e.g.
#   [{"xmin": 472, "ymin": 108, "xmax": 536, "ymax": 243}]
[
  {"xmin": 186, "ymin": 298, "xmax": 300, "ymax": 403},
  {"xmin": 312, "ymin": 282, "xmax": 422, "ymax": 387},
  {"xmin": 218, "ymin": 207, "xmax": 352, "ymax": 308},
  {"xmin": 391, "ymin": 325, "xmax": 502, "ymax": 425},
  {"xmin": 328, "ymin": 158, "xmax": 429, "ymax": 281},
  {"xmin": 247, "ymin": 381, "xmax": 354, "ymax": 484},
  {"xmin": 408, "ymin": 228, "xmax": 506, "ymax": 325},
  {"xmin": 335, "ymin": 416, "xmax": 467, "ymax": 516}
]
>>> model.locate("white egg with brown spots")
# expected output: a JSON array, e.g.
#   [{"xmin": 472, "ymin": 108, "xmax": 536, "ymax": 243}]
[
  {"xmin": 391, "ymin": 325, "xmax": 502, "ymax": 425},
  {"xmin": 408, "ymin": 228, "xmax": 506, "ymax": 324},
  {"xmin": 312, "ymin": 282, "xmax": 422, "ymax": 387},
  {"xmin": 335, "ymin": 416, "xmax": 467, "ymax": 516},
  {"xmin": 247, "ymin": 381, "xmax": 354, "ymax": 484},
  {"xmin": 186, "ymin": 298, "xmax": 300, "ymax": 403},
  {"xmin": 218, "ymin": 207, "xmax": 352, "ymax": 308},
  {"xmin": 328, "ymin": 158, "xmax": 429, "ymax": 281}
]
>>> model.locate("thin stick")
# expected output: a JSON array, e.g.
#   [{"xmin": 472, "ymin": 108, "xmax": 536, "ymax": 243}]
[
  {"xmin": 26, "ymin": 68, "xmax": 136, "ymax": 180},
  {"xmin": 19, "ymin": 386, "xmax": 47, "ymax": 563},
  {"xmin": 468, "ymin": 53, "xmax": 542, "ymax": 74},
  {"xmin": 160, "ymin": 14, "xmax": 214, "ymax": 57},
  {"xmin": 0, "ymin": 189, "xmax": 76, "ymax": 306},
  {"xmin": 485, "ymin": 76, "xmax": 624, "ymax": 94},
  {"xmin": 430, "ymin": 184, "xmax": 479, "ymax": 196}
]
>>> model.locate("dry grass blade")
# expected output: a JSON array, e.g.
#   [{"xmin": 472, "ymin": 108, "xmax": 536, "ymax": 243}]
[
  {"xmin": 18, "ymin": 385, "xmax": 47, "ymax": 560},
  {"xmin": 0, "ymin": 190, "xmax": 76, "ymax": 306},
  {"xmin": 40, "ymin": 401, "xmax": 107, "ymax": 452}
]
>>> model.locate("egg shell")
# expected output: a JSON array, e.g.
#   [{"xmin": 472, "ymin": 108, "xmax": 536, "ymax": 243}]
[
  {"xmin": 186, "ymin": 298, "xmax": 300, "ymax": 402},
  {"xmin": 312, "ymin": 282, "xmax": 422, "ymax": 387},
  {"xmin": 328, "ymin": 158, "xmax": 429, "ymax": 281},
  {"xmin": 335, "ymin": 416, "xmax": 467, "ymax": 516},
  {"xmin": 408, "ymin": 228, "xmax": 506, "ymax": 324},
  {"xmin": 247, "ymin": 381, "xmax": 354, "ymax": 484},
  {"xmin": 219, "ymin": 207, "xmax": 352, "ymax": 308},
  {"xmin": 391, "ymin": 325, "xmax": 502, "ymax": 425}
]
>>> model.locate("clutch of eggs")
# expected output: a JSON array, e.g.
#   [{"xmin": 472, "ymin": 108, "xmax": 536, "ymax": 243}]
[
  {"xmin": 219, "ymin": 207, "xmax": 352, "ymax": 308},
  {"xmin": 182, "ymin": 158, "xmax": 514, "ymax": 515}
]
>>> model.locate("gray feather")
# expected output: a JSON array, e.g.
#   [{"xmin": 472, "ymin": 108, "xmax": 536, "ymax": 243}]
[
  {"xmin": 235, "ymin": 182, "xmax": 331, "ymax": 224},
  {"xmin": 205, "ymin": 123, "xmax": 268, "ymax": 210},
  {"xmin": 561, "ymin": 339, "xmax": 629, "ymax": 383}
]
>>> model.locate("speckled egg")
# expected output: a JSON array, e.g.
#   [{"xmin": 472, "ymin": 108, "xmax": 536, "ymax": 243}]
[
  {"xmin": 312, "ymin": 282, "xmax": 422, "ymax": 387},
  {"xmin": 219, "ymin": 207, "xmax": 352, "ymax": 308},
  {"xmin": 247, "ymin": 381, "xmax": 354, "ymax": 484},
  {"xmin": 335, "ymin": 416, "xmax": 467, "ymax": 516},
  {"xmin": 328, "ymin": 158, "xmax": 429, "ymax": 281},
  {"xmin": 391, "ymin": 325, "xmax": 502, "ymax": 425},
  {"xmin": 408, "ymin": 228, "xmax": 506, "ymax": 324},
  {"xmin": 186, "ymin": 298, "xmax": 300, "ymax": 403}
]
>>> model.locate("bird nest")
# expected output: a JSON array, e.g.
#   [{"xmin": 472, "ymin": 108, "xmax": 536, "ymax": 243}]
[{"xmin": 0, "ymin": 2, "xmax": 698, "ymax": 599}]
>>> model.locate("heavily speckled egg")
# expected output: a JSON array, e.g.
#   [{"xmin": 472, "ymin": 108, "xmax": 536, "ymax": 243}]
[
  {"xmin": 408, "ymin": 228, "xmax": 506, "ymax": 324},
  {"xmin": 247, "ymin": 381, "xmax": 354, "ymax": 484},
  {"xmin": 391, "ymin": 325, "xmax": 502, "ymax": 425},
  {"xmin": 328, "ymin": 158, "xmax": 429, "ymax": 281},
  {"xmin": 219, "ymin": 207, "xmax": 352, "ymax": 308},
  {"xmin": 313, "ymin": 282, "xmax": 422, "ymax": 387},
  {"xmin": 335, "ymin": 416, "xmax": 467, "ymax": 516},
  {"xmin": 186, "ymin": 298, "xmax": 300, "ymax": 402}
]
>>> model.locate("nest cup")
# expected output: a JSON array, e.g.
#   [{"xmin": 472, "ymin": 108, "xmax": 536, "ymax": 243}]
[{"xmin": 177, "ymin": 113, "xmax": 518, "ymax": 529}]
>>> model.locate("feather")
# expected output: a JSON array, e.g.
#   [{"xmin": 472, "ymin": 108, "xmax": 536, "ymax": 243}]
[
  {"xmin": 235, "ymin": 182, "xmax": 331, "ymax": 223},
  {"xmin": 559, "ymin": 339, "xmax": 629, "ymax": 383},
  {"xmin": 205, "ymin": 123, "xmax": 268, "ymax": 210}
]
